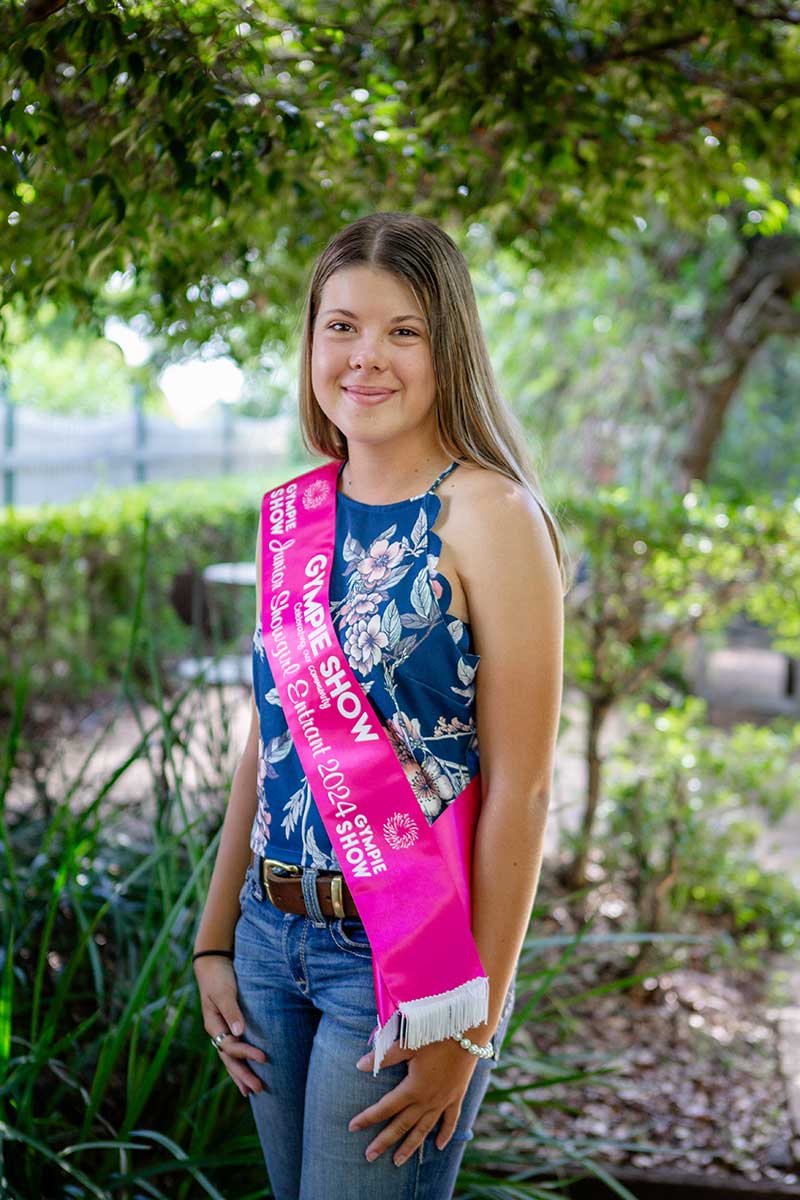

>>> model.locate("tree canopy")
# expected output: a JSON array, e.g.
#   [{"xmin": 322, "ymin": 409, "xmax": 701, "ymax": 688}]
[{"xmin": 2, "ymin": 0, "xmax": 799, "ymax": 364}]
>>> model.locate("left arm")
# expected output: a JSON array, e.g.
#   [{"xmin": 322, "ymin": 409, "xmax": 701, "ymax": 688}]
[
  {"xmin": 349, "ymin": 474, "xmax": 564, "ymax": 1165},
  {"xmin": 458, "ymin": 475, "xmax": 564, "ymax": 1047}
]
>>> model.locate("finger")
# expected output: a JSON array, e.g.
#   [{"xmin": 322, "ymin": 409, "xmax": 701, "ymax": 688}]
[
  {"xmin": 435, "ymin": 1107, "xmax": 459, "ymax": 1151},
  {"xmin": 229, "ymin": 1072, "xmax": 248, "ymax": 1098},
  {"xmin": 209, "ymin": 1030, "xmax": 267, "ymax": 1091},
  {"xmin": 218, "ymin": 1036, "xmax": 268, "ymax": 1064},
  {"xmin": 201, "ymin": 999, "xmax": 231, "ymax": 1037},
  {"xmin": 392, "ymin": 1116, "xmax": 438, "ymax": 1167},
  {"xmin": 361, "ymin": 1106, "xmax": 425, "ymax": 1161},
  {"xmin": 220, "ymin": 1051, "xmax": 265, "ymax": 1094},
  {"xmin": 348, "ymin": 1081, "xmax": 413, "ymax": 1131},
  {"xmin": 201, "ymin": 986, "xmax": 244, "ymax": 1040},
  {"xmin": 358, "ymin": 1042, "xmax": 415, "ymax": 1070},
  {"xmin": 207, "ymin": 1025, "xmax": 235, "ymax": 1053},
  {"xmin": 218, "ymin": 999, "xmax": 245, "ymax": 1038}
]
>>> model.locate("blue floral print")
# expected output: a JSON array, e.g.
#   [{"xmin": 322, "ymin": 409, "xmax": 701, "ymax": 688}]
[{"xmin": 249, "ymin": 460, "xmax": 481, "ymax": 869}]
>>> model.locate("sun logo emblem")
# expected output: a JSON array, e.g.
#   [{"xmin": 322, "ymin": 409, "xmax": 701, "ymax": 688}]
[
  {"xmin": 303, "ymin": 479, "xmax": 330, "ymax": 510},
  {"xmin": 383, "ymin": 811, "xmax": 419, "ymax": 850}
]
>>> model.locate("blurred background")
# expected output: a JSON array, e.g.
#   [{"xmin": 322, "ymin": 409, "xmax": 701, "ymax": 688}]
[{"xmin": 2, "ymin": 2, "xmax": 800, "ymax": 1197}]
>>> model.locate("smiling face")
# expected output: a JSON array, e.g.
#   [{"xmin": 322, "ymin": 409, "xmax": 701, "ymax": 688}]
[{"xmin": 311, "ymin": 265, "xmax": 439, "ymax": 453}]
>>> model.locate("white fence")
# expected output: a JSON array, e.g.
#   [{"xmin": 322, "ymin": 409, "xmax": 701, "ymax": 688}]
[{"xmin": 1, "ymin": 402, "xmax": 292, "ymax": 507}]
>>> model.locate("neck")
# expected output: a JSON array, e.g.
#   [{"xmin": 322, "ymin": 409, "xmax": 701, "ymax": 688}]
[{"xmin": 339, "ymin": 444, "xmax": 453, "ymax": 505}]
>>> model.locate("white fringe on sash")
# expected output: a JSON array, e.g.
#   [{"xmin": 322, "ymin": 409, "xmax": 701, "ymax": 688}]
[{"xmin": 370, "ymin": 975, "xmax": 490, "ymax": 1077}]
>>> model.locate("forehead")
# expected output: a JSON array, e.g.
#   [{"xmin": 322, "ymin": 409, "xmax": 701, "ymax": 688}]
[{"xmin": 318, "ymin": 266, "xmax": 424, "ymax": 319}]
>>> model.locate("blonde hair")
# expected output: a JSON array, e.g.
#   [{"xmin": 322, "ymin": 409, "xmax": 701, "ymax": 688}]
[{"xmin": 297, "ymin": 211, "xmax": 574, "ymax": 596}]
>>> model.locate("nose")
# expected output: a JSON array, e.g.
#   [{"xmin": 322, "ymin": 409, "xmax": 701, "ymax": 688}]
[{"xmin": 348, "ymin": 335, "xmax": 390, "ymax": 371}]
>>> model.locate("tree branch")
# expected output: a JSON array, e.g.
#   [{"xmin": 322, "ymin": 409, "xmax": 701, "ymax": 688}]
[
  {"xmin": 22, "ymin": 0, "xmax": 69, "ymax": 25},
  {"xmin": 584, "ymin": 29, "xmax": 707, "ymax": 73}
]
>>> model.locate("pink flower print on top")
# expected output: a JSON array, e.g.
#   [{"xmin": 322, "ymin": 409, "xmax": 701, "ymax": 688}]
[
  {"xmin": 386, "ymin": 711, "xmax": 423, "ymax": 763},
  {"xmin": 343, "ymin": 588, "xmax": 384, "ymax": 622},
  {"xmin": 427, "ymin": 552, "xmax": 444, "ymax": 602},
  {"xmin": 357, "ymin": 537, "xmax": 404, "ymax": 587},
  {"xmin": 343, "ymin": 611, "xmax": 389, "ymax": 675},
  {"xmin": 411, "ymin": 754, "xmax": 456, "ymax": 820}
]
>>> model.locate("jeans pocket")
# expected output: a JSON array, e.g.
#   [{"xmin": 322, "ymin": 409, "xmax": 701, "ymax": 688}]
[{"xmin": 330, "ymin": 916, "xmax": 373, "ymax": 958}]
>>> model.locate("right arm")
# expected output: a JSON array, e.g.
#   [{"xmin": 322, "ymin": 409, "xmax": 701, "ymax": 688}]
[
  {"xmin": 193, "ymin": 509, "xmax": 263, "ymax": 955},
  {"xmin": 192, "ymin": 692, "xmax": 260, "ymax": 956},
  {"xmin": 193, "ymin": 511, "xmax": 267, "ymax": 1098}
]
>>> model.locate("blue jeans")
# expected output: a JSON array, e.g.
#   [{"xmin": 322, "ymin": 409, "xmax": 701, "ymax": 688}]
[{"xmin": 233, "ymin": 861, "xmax": 517, "ymax": 1200}]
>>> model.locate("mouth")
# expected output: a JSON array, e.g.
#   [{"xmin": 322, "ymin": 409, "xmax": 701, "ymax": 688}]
[{"xmin": 342, "ymin": 386, "xmax": 397, "ymax": 405}]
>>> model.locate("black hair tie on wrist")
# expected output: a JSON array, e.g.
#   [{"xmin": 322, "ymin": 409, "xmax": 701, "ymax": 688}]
[{"xmin": 192, "ymin": 949, "xmax": 235, "ymax": 962}]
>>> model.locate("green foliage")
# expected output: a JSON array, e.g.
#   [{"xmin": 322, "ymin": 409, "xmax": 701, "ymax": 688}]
[
  {"xmin": 563, "ymin": 481, "xmax": 800, "ymax": 704},
  {"xmin": 1, "ymin": 1, "xmax": 799, "ymax": 361},
  {"xmin": 0, "ymin": 620, "xmax": 658, "ymax": 1199},
  {"xmin": 469, "ymin": 208, "xmax": 800, "ymax": 501},
  {"xmin": 0, "ymin": 472, "xmax": 276, "ymax": 722},
  {"xmin": 5, "ymin": 202, "xmax": 800, "ymax": 512},
  {"xmin": 0, "ymin": 301, "xmax": 166, "ymax": 416},
  {"xmin": 559, "ymin": 479, "xmax": 799, "ymax": 887},
  {"xmin": 602, "ymin": 694, "xmax": 800, "ymax": 960},
  {"xmin": 713, "ymin": 335, "xmax": 800, "ymax": 498},
  {"xmin": 1, "ymin": 453, "xmax": 795, "ymax": 1191},
  {"xmin": 0, "ymin": 666, "xmax": 275, "ymax": 1194}
]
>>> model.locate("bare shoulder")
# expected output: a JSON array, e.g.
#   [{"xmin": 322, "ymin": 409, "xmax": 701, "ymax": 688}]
[
  {"xmin": 450, "ymin": 465, "xmax": 564, "ymax": 805},
  {"xmin": 449, "ymin": 459, "xmax": 539, "ymax": 509},
  {"xmin": 446, "ymin": 462, "xmax": 555, "ymax": 582}
]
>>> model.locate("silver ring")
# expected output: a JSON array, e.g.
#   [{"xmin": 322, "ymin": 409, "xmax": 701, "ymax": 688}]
[{"xmin": 211, "ymin": 1031, "xmax": 230, "ymax": 1050}]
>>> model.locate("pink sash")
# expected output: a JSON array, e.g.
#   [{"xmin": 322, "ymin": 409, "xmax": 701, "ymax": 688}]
[{"xmin": 260, "ymin": 459, "xmax": 489, "ymax": 1074}]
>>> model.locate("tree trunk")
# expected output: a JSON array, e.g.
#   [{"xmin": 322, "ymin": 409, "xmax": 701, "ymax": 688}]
[
  {"xmin": 564, "ymin": 696, "xmax": 610, "ymax": 890},
  {"xmin": 675, "ymin": 231, "xmax": 800, "ymax": 490}
]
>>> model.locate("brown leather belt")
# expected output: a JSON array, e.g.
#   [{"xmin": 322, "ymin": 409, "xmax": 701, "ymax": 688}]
[{"xmin": 250, "ymin": 852, "xmax": 361, "ymax": 919}]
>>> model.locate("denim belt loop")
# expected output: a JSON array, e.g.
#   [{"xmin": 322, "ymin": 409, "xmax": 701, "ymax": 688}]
[
  {"xmin": 300, "ymin": 866, "xmax": 328, "ymax": 928},
  {"xmin": 253, "ymin": 864, "xmax": 266, "ymax": 902},
  {"xmin": 251, "ymin": 854, "xmax": 266, "ymax": 902}
]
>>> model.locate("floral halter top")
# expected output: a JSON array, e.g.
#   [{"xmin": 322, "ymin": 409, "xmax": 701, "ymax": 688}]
[{"xmin": 249, "ymin": 458, "xmax": 481, "ymax": 869}]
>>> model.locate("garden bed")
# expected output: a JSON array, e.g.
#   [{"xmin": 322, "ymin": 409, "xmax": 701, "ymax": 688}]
[
  {"xmin": 470, "ymin": 875, "xmax": 799, "ymax": 1196},
  {"xmin": 8, "ymin": 687, "xmax": 799, "ymax": 1199}
]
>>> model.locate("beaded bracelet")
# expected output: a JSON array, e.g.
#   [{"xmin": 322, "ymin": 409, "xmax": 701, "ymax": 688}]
[
  {"xmin": 192, "ymin": 949, "xmax": 235, "ymax": 963},
  {"xmin": 451, "ymin": 1032, "xmax": 494, "ymax": 1059}
]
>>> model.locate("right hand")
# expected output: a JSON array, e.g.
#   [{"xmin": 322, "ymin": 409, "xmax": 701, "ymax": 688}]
[{"xmin": 194, "ymin": 956, "xmax": 267, "ymax": 1097}]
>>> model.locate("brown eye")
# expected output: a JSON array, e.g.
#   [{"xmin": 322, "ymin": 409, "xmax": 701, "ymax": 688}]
[{"xmin": 327, "ymin": 322, "xmax": 417, "ymax": 336}]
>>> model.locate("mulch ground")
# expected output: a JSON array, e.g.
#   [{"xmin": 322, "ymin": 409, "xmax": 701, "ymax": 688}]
[{"xmin": 472, "ymin": 870, "xmax": 798, "ymax": 1190}]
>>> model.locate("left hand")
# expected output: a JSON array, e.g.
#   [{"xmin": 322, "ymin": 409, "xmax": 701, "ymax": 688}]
[{"xmin": 350, "ymin": 1037, "xmax": 480, "ymax": 1165}]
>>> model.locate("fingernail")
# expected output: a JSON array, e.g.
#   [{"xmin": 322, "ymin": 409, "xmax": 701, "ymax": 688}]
[
  {"xmin": 366, "ymin": 1150, "xmax": 377, "ymax": 1162},
  {"xmin": 232, "ymin": 1020, "xmax": 243, "ymax": 1036},
  {"xmin": 356, "ymin": 1055, "xmax": 369, "ymax": 1070}
]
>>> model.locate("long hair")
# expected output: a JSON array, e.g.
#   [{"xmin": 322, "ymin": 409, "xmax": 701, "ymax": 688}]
[{"xmin": 297, "ymin": 211, "xmax": 574, "ymax": 596}]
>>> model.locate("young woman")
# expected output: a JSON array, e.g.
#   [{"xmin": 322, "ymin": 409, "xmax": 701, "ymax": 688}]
[{"xmin": 192, "ymin": 211, "xmax": 569, "ymax": 1199}]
